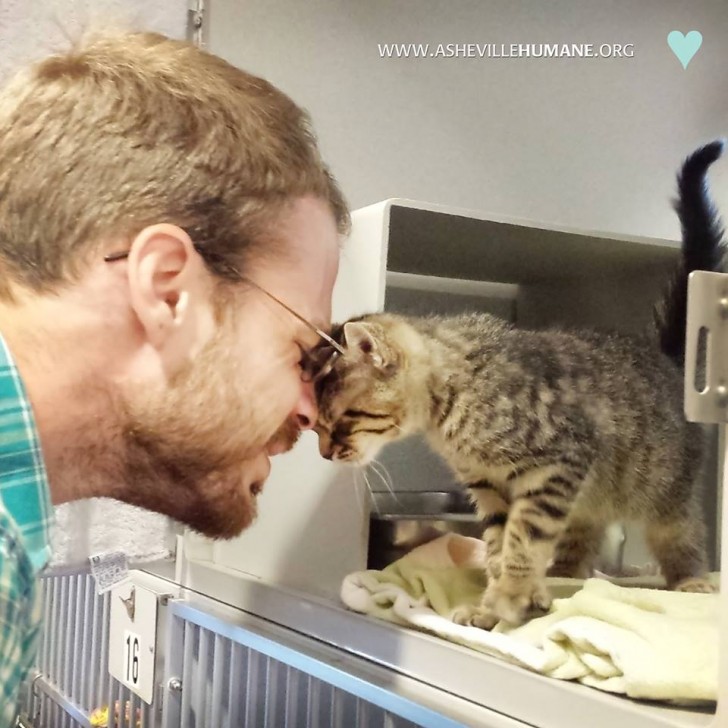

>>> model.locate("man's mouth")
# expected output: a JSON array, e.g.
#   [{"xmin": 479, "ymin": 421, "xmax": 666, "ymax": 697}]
[
  {"xmin": 266, "ymin": 420, "xmax": 301, "ymax": 456},
  {"xmin": 266, "ymin": 440, "xmax": 292, "ymax": 456}
]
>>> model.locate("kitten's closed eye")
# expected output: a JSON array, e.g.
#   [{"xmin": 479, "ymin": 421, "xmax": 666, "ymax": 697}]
[{"xmin": 343, "ymin": 409, "xmax": 389, "ymax": 419}]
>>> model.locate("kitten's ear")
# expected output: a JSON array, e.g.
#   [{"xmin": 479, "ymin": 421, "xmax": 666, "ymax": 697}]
[{"xmin": 343, "ymin": 321, "xmax": 391, "ymax": 369}]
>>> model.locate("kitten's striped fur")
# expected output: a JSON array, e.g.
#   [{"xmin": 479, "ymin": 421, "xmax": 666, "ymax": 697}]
[{"xmin": 315, "ymin": 141, "xmax": 725, "ymax": 627}]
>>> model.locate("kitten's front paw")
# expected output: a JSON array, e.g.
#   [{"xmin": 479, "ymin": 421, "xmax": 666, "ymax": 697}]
[
  {"xmin": 484, "ymin": 578, "xmax": 552, "ymax": 626},
  {"xmin": 673, "ymin": 576, "xmax": 717, "ymax": 594},
  {"xmin": 450, "ymin": 604, "xmax": 500, "ymax": 630}
]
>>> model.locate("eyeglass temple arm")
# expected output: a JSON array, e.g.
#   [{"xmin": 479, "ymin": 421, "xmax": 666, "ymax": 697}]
[{"xmin": 103, "ymin": 247, "xmax": 346, "ymax": 356}]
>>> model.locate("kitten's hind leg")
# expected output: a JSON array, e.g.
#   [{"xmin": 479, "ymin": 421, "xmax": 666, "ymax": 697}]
[
  {"xmin": 645, "ymin": 510, "xmax": 714, "ymax": 592},
  {"xmin": 548, "ymin": 518, "xmax": 605, "ymax": 579}
]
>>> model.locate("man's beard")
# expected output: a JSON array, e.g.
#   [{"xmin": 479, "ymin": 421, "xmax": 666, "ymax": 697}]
[{"xmin": 115, "ymin": 325, "xmax": 290, "ymax": 539}]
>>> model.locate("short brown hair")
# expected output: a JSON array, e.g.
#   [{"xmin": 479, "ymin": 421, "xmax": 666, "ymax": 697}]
[{"xmin": 0, "ymin": 31, "xmax": 349, "ymax": 297}]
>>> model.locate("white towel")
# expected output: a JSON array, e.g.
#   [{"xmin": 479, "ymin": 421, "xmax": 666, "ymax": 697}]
[
  {"xmin": 341, "ymin": 534, "xmax": 719, "ymax": 703},
  {"xmin": 49, "ymin": 498, "xmax": 178, "ymax": 573}
]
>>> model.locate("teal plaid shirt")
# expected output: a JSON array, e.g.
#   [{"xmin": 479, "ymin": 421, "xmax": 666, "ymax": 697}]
[{"xmin": 0, "ymin": 335, "xmax": 52, "ymax": 727}]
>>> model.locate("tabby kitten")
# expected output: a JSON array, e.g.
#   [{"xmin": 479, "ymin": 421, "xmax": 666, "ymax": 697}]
[{"xmin": 316, "ymin": 141, "xmax": 725, "ymax": 628}]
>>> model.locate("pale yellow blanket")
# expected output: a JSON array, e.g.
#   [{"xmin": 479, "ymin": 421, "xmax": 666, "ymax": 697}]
[{"xmin": 340, "ymin": 534, "xmax": 718, "ymax": 703}]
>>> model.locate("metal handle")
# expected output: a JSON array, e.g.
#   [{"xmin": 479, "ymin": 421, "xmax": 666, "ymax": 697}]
[{"xmin": 685, "ymin": 270, "xmax": 728, "ymax": 423}]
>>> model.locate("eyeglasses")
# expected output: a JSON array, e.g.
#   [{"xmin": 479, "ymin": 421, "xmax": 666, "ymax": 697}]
[
  {"xmin": 104, "ymin": 247, "xmax": 345, "ymax": 383},
  {"xmin": 241, "ymin": 277, "xmax": 344, "ymax": 383}
]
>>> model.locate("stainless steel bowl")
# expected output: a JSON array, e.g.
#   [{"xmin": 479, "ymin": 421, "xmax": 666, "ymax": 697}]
[
  {"xmin": 367, "ymin": 491, "xmax": 482, "ymax": 570},
  {"xmin": 366, "ymin": 490, "xmax": 627, "ymax": 574}
]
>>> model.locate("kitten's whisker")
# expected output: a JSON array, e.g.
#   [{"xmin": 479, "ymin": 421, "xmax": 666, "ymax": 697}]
[
  {"xmin": 366, "ymin": 460, "xmax": 391, "ymax": 494},
  {"xmin": 359, "ymin": 467, "xmax": 381, "ymax": 515},
  {"xmin": 368, "ymin": 459, "xmax": 402, "ymax": 505},
  {"xmin": 350, "ymin": 468, "xmax": 366, "ymax": 519},
  {"xmin": 370, "ymin": 459, "xmax": 395, "ymax": 493}
]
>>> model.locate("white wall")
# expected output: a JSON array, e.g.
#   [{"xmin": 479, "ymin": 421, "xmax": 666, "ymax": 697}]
[
  {"xmin": 0, "ymin": 0, "xmax": 187, "ymax": 83},
  {"xmin": 207, "ymin": 0, "xmax": 728, "ymax": 241},
  {"xmin": 202, "ymin": 1, "xmax": 728, "ymax": 583}
]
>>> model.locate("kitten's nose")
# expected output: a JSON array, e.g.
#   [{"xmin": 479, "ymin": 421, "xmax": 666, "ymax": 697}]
[{"xmin": 317, "ymin": 433, "xmax": 333, "ymax": 460}]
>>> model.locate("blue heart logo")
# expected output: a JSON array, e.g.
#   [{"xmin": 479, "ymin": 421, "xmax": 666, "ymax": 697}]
[{"xmin": 667, "ymin": 30, "xmax": 702, "ymax": 69}]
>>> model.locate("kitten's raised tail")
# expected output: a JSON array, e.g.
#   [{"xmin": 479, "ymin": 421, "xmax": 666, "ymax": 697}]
[{"xmin": 654, "ymin": 139, "xmax": 726, "ymax": 367}]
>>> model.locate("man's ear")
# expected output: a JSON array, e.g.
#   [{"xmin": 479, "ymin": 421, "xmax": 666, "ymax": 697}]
[
  {"xmin": 125, "ymin": 224, "xmax": 214, "ymax": 352},
  {"xmin": 343, "ymin": 321, "xmax": 397, "ymax": 371}
]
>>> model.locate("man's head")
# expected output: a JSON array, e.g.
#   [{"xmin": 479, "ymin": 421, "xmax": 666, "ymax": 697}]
[{"xmin": 0, "ymin": 32, "xmax": 348, "ymax": 538}]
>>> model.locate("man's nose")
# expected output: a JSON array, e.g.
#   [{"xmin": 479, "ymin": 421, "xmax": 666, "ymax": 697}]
[{"xmin": 294, "ymin": 380, "xmax": 318, "ymax": 430}]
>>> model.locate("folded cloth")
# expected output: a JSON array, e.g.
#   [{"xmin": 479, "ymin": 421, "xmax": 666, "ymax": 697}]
[
  {"xmin": 49, "ymin": 498, "xmax": 178, "ymax": 573},
  {"xmin": 341, "ymin": 534, "xmax": 719, "ymax": 704}
]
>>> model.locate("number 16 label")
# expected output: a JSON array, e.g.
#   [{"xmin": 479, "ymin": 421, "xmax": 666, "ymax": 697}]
[
  {"xmin": 123, "ymin": 630, "xmax": 141, "ymax": 686},
  {"xmin": 109, "ymin": 583, "xmax": 158, "ymax": 704}
]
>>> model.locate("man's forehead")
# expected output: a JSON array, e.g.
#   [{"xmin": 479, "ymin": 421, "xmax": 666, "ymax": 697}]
[
  {"xmin": 311, "ymin": 317, "xmax": 331, "ymax": 332},
  {"xmin": 277, "ymin": 196, "xmax": 340, "ymax": 250},
  {"xmin": 251, "ymin": 196, "xmax": 340, "ymax": 333}
]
